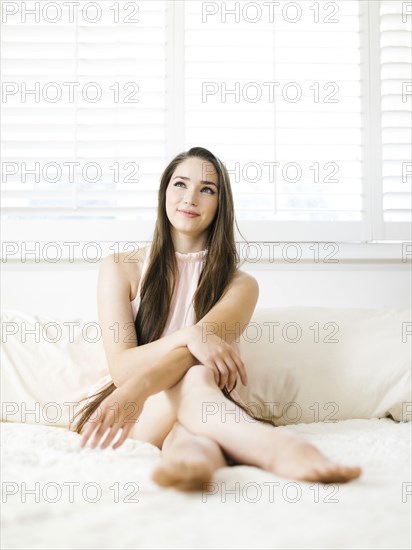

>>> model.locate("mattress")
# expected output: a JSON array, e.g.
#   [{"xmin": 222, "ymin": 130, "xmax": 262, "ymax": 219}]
[{"xmin": 1, "ymin": 417, "xmax": 411, "ymax": 550}]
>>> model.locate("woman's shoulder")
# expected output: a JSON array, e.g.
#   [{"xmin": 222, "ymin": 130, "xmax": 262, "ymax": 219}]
[
  {"xmin": 103, "ymin": 245, "xmax": 149, "ymax": 302},
  {"xmin": 232, "ymin": 267, "xmax": 257, "ymax": 284},
  {"xmin": 226, "ymin": 268, "xmax": 259, "ymax": 294}
]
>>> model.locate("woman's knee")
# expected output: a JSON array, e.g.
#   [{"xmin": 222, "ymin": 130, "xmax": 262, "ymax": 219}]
[{"xmin": 179, "ymin": 364, "xmax": 217, "ymax": 395}]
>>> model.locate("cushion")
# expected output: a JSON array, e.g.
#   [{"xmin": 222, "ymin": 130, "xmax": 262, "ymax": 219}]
[
  {"xmin": 1, "ymin": 309, "xmax": 109, "ymax": 428},
  {"xmin": 1, "ymin": 307, "xmax": 411, "ymax": 429},
  {"xmin": 236, "ymin": 307, "xmax": 412, "ymax": 425}
]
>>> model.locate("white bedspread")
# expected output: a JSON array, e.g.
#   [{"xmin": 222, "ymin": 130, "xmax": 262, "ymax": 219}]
[{"xmin": 1, "ymin": 418, "xmax": 411, "ymax": 550}]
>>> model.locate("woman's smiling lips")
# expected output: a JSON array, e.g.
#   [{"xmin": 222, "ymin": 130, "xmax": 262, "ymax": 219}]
[{"xmin": 178, "ymin": 209, "xmax": 200, "ymax": 217}]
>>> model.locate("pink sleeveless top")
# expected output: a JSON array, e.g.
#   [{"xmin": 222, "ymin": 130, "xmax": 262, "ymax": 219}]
[{"xmin": 87, "ymin": 243, "xmax": 241, "ymax": 396}]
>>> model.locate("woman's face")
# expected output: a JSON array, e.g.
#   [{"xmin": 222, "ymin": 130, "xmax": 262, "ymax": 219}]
[{"xmin": 165, "ymin": 156, "xmax": 219, "ymax": 241}]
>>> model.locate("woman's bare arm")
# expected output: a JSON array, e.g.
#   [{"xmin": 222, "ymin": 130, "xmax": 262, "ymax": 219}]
[
  {"xmin": 194, "ymin": 270, "xmax": 259, "ymax": 342},
  {"xmin": 97, "ymin": 252, "xmax": 197, "ymax": 387},
  {"xmin": 120, "ymin": 273, "xmax": 258, "ymax": 398},
  {"xmin": 128, "ymin": 345, "xmax": 202, "ymax": 399},
  {"xmin": 99, "ymin": 251, "xmax": 258, "ymax": 389}
]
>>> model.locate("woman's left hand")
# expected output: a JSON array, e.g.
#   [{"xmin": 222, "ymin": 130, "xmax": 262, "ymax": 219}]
[{"xmin": 80, "ymin": 383, "xmax": 146, "ymax": 450}]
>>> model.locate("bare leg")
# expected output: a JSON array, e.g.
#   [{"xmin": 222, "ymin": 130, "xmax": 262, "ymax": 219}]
[
  {"xmin": 166, "ymin": 365, "xmax": 362, "ymax": 483},
  {"xmin": 151, "ymin": 420, "xmax": 228, "ymax": 491},
  {"xmin": 126, "ymin": 389, "xmax": 177, "ymax": 449},
  {"xmin": 121, "ymin": 375, "xmax": 230, "ymax": 490}
]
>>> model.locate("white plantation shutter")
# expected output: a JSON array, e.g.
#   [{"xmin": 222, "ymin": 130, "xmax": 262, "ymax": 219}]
[
  {"xmin": 380, "ymin": 0, "xmax": 412, "ymax": 239},
  {"xmin": 1, "ymin": 0, "xmax": 411, "ymax": 244},
  {"xmin": 185, "ymin": 0, "xmax": 365, "ymax": 240},
  {"xmin": 1, "ymin": 0, "xmax": 167, "ymax": 221}
]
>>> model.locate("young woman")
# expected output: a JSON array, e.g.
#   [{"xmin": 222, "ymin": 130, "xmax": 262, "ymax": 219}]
[{"xmin": 72, "ymin": 147, "xmax": 362, "ymax": 491}]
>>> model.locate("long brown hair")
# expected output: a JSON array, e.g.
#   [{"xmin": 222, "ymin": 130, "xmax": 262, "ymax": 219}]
[{"xmin": 71, "ymin": 147, "xmax": 272, "ymax": 434}]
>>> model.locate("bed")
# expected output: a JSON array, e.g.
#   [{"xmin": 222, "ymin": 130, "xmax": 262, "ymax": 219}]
[{"xmin": 1, "ymin": 306, "xmax": 411, "ymax": 549}]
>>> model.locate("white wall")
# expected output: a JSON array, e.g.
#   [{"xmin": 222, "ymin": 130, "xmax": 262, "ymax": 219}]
[{"xmin": 2, "ymin": 260, "xmax": 410, "ymax": 322}]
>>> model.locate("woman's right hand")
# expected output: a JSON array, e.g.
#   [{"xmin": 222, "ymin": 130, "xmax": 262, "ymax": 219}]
[{"xmin": 186, "ymin": 325, "xmax": 248, "ymax": 391}]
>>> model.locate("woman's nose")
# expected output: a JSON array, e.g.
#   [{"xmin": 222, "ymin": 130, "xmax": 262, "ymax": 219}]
[{"xmin": 184, "ymin": 190, "xmax": 197, "ymax": 205}]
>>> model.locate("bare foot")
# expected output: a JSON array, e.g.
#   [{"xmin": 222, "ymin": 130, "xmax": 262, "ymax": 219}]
[
  {"xmin": 151, "ymin": 443, "xmax": 215, "ymax": 491},
  {"xmin": 265, "ymin": 430, "xmax": 362, "ymax": 483}
]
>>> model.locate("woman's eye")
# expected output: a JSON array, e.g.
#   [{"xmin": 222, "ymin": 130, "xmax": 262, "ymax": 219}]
[{"xmin": 173, "ymin": 182, "xmax": 215, "ymax": 195}]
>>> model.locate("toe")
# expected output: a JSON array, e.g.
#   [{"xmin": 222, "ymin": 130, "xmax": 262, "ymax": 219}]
[
  {"xmin": 347, "ymin": 465, "xmax": 362, "ymax": 479},
  {"xmin": 337, "ymin": 464, "xmax": 362, "ymax": 482},
  {"xmin": 320, "ymin": 464, "xmax": 362, "ymax": 483}
]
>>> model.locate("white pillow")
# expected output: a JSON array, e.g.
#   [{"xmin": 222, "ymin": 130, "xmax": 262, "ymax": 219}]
[
  {"xmin": 1, "ymin": 309, "xmax": 109, "ymax": 429},
  {"xmin": 2, "ymin": 307, "xmax": 411, "ymax": 429},
  {"xmin": 236, "ymin": 307, "xmax": 412, "ymax": 425}
]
